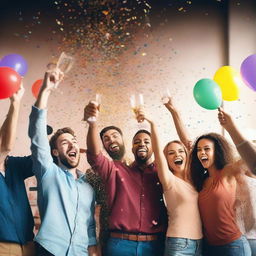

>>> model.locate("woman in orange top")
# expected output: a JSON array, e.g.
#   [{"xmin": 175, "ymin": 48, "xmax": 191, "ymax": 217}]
[{"xmin": 190, "ymin": 132, "xmax": 251, "ymax": 256}]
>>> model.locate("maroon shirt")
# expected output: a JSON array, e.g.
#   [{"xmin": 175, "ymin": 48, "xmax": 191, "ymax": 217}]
[{"xmin": 87, "ymin": 152, "xmax": 167, "ymax": 234}]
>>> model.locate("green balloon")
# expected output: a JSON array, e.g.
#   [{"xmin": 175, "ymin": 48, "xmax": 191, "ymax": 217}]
[{"xmin": 193, "ymin": 79, "xmax": 222, "ymax": 110}]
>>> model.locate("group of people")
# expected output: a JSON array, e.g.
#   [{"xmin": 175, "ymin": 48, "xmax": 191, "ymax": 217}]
[{"xmin": 0, "ymin": 68, "xmax": 256, "ymax": 256}]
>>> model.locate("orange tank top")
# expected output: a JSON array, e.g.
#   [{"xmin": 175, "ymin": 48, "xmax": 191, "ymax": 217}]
[{"xmin": 198, "ymin": 172, "xmax": 241, "ymax": 245}]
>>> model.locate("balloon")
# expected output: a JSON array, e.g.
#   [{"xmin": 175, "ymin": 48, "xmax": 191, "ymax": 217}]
[
  {"xmin": 32, "ymin": 79, "xmax": 43, "ymax": 98},
  {"xmin": 193, "ymin": 79, "xmax": 222, "ymax": 110},
  {"xmin": 213, "ymin": 66, "xmax": 241, "ymax": 101},
  {"xmin": 0, "ymin": 67, "xmax": 22, "ymax": 100},
  {"xmin": 240, "ymin": 54, "xmax": 256, "ymax": 91},
  {"xmin": 0, "ymin": 54, "xmax": 28, "ymax": 76}
]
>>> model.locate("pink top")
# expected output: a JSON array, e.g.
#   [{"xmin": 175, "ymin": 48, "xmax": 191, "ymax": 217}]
[
  {"xmin": 164, "ymin": 172, "xmax": 203, "ymax": 239},
  {"xmin": 198, "ymin": 172, "xmax": 241, "ymax": 245}
]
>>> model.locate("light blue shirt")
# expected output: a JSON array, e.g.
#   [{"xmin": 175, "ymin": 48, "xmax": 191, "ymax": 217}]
[{"xmin": 29, "ymin": 106, "xmax": 97, "ymax": 256}]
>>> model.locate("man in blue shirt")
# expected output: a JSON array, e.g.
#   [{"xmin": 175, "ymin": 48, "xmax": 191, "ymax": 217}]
[
  {"xmin": 28, "ymin": 70, "xmax": 97, "ymax": 256},
  {"xmin": 0, "ymin": 85, "xmax": 35, "ymax": 256}
]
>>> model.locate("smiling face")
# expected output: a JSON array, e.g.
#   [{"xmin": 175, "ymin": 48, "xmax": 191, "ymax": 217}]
[
  {"xmin": 132, "ymin": 132, "xmax": 153, "ymax": 165},
  {"xmin": 52, "ymin": 133, "xmax": 80, "ymax": 169},
  {"xmin": 197, "ymin": 138, "xmax": 215, "ymax": 170},
  {"xmin": 102, "ymin": 129, "xmax": 125, "ymax": 160},
  {"xmin": 165, "ymin": 142, "xmax": 187, "ymax": 174}
]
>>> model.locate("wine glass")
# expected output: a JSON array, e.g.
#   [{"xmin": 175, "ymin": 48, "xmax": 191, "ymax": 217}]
[
  {"xmin": 160, "ymin": 88, "xmax": 171, "ymax": 104},
  {"xmin": 130, "ymin": 94, "xmax": 144, "ymax": 116},
  {"xmin": 56, "ymin": 52, "xmax": 74, "ymax": 74},
  {"xmin": 87, "ymin": 94, "xmax": 101, "ymax": 123},
  {"xmin": 130, "ymin": 93, "xmax": 148, "ymax": 128}
]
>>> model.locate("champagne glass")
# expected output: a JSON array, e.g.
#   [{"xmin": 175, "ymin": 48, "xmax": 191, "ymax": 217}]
[
  {"xmin": 130, "ymin": 94, "xmax": 146, "ymax": 126},
  {"xmin": 161, "ymin": 88, "xmax": 171, "ymax": 104},
  {"xmin": 87, "ymin": 94, "xmax": 101, "ymax": 123},
  {"xmin": 56, "ymin": 52, "xmax": 74, "ymax": 74}
]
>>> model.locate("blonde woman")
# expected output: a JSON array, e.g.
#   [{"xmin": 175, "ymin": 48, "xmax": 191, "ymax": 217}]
[{"xmin": 136, "ymin": 99, "xmax": 203, "ymax": 256}]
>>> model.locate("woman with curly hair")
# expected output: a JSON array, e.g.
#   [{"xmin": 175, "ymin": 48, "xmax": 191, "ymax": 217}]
[{"xmin": 190, "ymin": 132, "xmax": 251, "ymax": 256}]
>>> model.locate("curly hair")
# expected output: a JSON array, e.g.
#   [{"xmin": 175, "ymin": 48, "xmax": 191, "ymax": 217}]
[
  {"xmin": 49, "ymin": 127, "xmax": 75, "ymax": 164},
  {"xmin": 189, "ymin": 133, "xmax": 235, "ymax": 192}
]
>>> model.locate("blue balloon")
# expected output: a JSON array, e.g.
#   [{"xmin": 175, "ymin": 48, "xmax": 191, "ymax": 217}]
[{"xmin": 0, "ymin": 54, "xmax": 28, "ymax": 76}]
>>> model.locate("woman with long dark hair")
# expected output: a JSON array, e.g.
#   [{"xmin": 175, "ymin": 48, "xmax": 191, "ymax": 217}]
[{"xmin": 190, "ymin": 132, "xmax": 251, "ymax": 256}]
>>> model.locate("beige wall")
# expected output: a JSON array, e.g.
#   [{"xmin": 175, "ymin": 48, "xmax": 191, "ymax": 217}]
[{"xmin": 0, "ymin": 2, "xmax": 256, "ymax": 212}]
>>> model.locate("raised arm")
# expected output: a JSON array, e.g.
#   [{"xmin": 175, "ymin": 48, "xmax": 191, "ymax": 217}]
[
  {"xmin": 84, "ymin": 102, "xmax": 101, "ymax": 156},
  {"xmin": 137, "ymin": 109, "xmax": 173, "ymax": 190},
  {"xmin": 218, "ymin": 108, "xmax": 256, "ymax": 174},
  {"xmin": 0, "ymin": 85, "xmax": 24, "ymax": 165},
  {"xmin": 35, "ymin": 70, "xmax": 63, "ymax": 110},
  {"xmin": 164, "ymin": 97, "xmax": 192, "ymax": 151},
  {"xmin": 29, "ymin": 70, "xmax": 63, "ymax": 177}
]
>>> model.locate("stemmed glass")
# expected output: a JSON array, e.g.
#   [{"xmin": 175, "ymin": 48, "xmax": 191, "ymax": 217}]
[
  {"xmin": 130, "ymin": 93, "xmax": 144, "ymax": 117},
  {"xmin": 56, "ymin": 52, "xmax": 74, "ymax": 74},
  {"xmin": 87, "ymin": 93, "xmax": 101, "ymax": 123},
  {"xmin": 160, "ymin": 88, "xmax": 171, "ymax": 104}
]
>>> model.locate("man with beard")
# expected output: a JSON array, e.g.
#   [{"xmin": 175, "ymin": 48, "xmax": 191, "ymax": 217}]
[
  {"xmin": 84, "ymin": 102, "xmax": 167, "ymax": 256},
  {"xmin": 85, "ymin": 101, "xmax": 127, "ymax": 255},
  {"xmin": 28, "ymin": 70, "xmax": 97, "ymax": 256}
]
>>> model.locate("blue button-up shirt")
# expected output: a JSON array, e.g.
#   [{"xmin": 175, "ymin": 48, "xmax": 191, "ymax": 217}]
[
  {"xmin": 0, "ymin": 156, "xmax": 34, "ymax": 244},
  {"xmin": 29, "ymin": 106, "xmax": 97, "ymax": 256}
]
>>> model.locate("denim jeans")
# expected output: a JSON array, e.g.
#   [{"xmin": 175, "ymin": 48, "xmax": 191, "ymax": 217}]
[
  {"xmin": 248, "ymin": 239, "xmax": 256, "ymax": 256},
  {"xmin": 204, "ymin": 235, "xmax": 251, "ymax": 256},
  {"xmin": 164, "ymin": 237, "xmax": 202, "ymax": 256},
  {"xmin": 106, "ymin": 237, "xmax": 164, "ymax": 256}
]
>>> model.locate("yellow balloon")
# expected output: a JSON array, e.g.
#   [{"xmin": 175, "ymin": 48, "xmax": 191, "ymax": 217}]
[{"xmin": 213, "ymin": 66, "xmax": 241, "ymax": 101}]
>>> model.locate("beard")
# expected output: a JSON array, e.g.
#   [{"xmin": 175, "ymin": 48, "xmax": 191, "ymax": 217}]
[
  {"xmin": 134, "ymin": 154, "xmax": 149, "ymax": 165},
  {"xmin": 59, "ymin": 153, "xmax": 80, "ymax": 169},
  {"xmin": 134, "ymin": 150, "xmax": 152, "ymax": 165},
  {"xmin": 106, "ymin": 144, "xmax": 125, "ymax": 161}
]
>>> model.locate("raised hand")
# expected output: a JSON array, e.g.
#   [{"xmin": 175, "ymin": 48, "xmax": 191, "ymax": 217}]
[
  {"xmin": 10, "ymin": 83, "xmax": 25, "ymax": 103},
  {"xmin": 164, "ymin": 97, "xmax": 176, "ymax": 112},
  {"xmin": 218, "ymin": 107, "xmax": 234, "ymax": 131},
  {"xmin": 83, "ymin": 101, "xmax": 99, "ymax": 123},
  {"xmin": 41, "ymin": 69, "xmax": 64, "ymax": 92}
]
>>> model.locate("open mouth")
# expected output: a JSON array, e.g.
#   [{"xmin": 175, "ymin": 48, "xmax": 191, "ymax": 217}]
[
  {"xmin": 137, "ymin": 148, "xmax": 147, "ymax": 156},
  {"xmin": 68, "ymin": 151, "xmax": 77, "ymax": 160},
  {"xmin": 109, "ymin": 143, "xmax": 119, "ymax": 152},
  {"xmin": 200, "ymin": 156, "xmax": 208, "ymax": 164},
  {"xmin": 174, "ymin": 158, "xmax": 183, "ymax": 165}
]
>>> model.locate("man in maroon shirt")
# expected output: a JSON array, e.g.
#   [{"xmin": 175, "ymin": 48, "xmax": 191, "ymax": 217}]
[{"xmin": 84, "ymin": 102, "xmax": 166, "ymax": 256}]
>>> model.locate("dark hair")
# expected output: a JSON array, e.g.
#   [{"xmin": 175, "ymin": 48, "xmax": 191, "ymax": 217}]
[
  {"xmin": 49, "ymin": 127, "xmax": 75, "ymax": 164},
  {"xmin": 189, "ymin": 132, "xmax": 235, "ymax": 192},
  {"xmin": 100, "ymin": 126, "xmax": 123, "ymax": 141},
  {"xmin": 133, "ymin": 129, "xmax": 151, "ymax": 140}
]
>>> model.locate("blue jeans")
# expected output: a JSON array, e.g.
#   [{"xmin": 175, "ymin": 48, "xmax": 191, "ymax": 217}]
[
  {"xmin": 165, "ymin": 237, "xmax": 202, "ymax": 256},
  {"xmin": 248, "ymin": 239, "xmax": 256, "ymax": 256},
  {"xmin": 106, "ymin": 237, "xmax": 164, "ymax": 256},
  {"xmin": 204, "ymin": 236, "xmax": 251, "ymax": 256}
]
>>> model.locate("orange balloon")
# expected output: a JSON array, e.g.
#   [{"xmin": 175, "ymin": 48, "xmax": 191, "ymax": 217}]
[{"xmin": 32, "ymin": 79, "xmax": 43, "ymax": 98}]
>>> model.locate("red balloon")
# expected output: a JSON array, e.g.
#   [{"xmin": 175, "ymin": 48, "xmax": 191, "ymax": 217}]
[
  {"xmin": 32, "ymin": 79, "xmax": 43, "ymax": 98},
  {"xmin": 0, "ymin": 67, "xmax": 21, "ymax": 100}
]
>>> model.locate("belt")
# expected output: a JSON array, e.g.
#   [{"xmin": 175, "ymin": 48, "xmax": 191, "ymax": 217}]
[{"xmin": 110, "ymin": 232, "xmax": 158, "ymax": 241}]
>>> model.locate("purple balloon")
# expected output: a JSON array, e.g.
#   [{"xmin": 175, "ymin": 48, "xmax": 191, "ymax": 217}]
[
  {"xmin": 240, "ymin": 54, "xmax": 256, "ymax": 92},
  {"xmin": 0, "ymin": 54, "xmax": 28, "ymax": 76}
]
